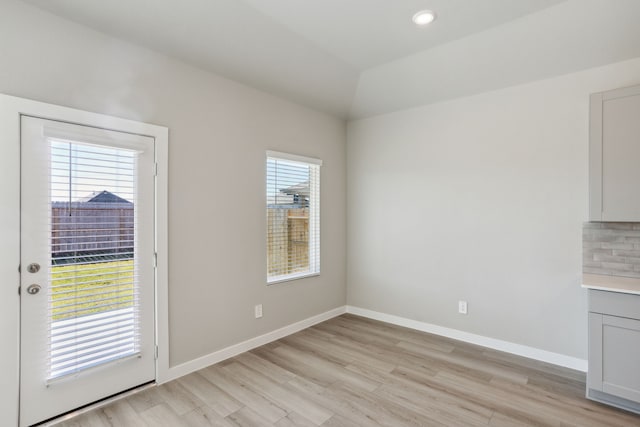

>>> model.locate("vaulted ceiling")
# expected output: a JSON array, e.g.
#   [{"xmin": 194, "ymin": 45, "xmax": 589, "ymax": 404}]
[{"xmin": 20, "ymin": 0, "xmax": 640, "ymax": 118}]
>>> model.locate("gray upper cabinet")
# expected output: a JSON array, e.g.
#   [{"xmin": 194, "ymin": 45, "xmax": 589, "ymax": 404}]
[{"xmin": 590, "ymin": 84, "xmax": 640, "ymax": 222}]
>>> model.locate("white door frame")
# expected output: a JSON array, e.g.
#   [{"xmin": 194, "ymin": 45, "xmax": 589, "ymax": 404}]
[{"xmin": 0, "ymin": 93, "xmax": 169, "ymax": 427}]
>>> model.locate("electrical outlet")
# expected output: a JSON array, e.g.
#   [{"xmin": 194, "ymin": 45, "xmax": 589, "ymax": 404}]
[
  {"xmin": 254, "ymin": 304, "xmax": 263, "ymax": 318},
  {"xmin": 458, "ymin": 300, "xmax": 468, "ymax": 315}
]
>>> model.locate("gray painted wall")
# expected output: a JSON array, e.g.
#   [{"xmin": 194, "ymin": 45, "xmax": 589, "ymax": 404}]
[
  {"xmin": 3, "ymin": 0, "xmax": 640, "ymax": 384},
  {"xmin": 0, "ymin": 0, "xmax": 347, "ymax": 367},
  {"xmin": 347, "ymin": 57, "xmax": 640, "ymax": 359}
]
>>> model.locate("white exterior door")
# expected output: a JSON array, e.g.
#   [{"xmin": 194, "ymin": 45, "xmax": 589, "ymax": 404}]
[{"xmin": 19, "ymin": 116, "xmax": 156, "ymax": 426}]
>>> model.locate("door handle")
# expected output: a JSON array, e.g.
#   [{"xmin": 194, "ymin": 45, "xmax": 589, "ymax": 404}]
[{"xmin": 26, "ymin": 284, "xmax": 41, "ymax": 295}]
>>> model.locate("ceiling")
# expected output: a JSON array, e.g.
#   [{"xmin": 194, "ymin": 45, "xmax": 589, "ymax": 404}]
[
  {"xmin": 239, "ymin": 0, "xmax": 562, "ymax": 70},
  {"xmin": 19, "ymin": 0, "xmax": 640, "ymax": 119}
]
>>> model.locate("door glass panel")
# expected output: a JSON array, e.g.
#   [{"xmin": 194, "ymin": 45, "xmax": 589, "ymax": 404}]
[{"xmin": 48, "ymin": 139, "xmax": 139, "ymax": 380}]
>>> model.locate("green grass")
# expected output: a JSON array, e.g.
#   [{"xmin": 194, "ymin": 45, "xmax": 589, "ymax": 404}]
[{"xmin": 50, "ymin": 260, "xmax": 135, "ymax": 321}]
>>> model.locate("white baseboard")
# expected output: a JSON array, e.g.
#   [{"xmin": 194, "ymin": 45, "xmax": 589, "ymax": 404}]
[
  {"xmin": 161, "ymin": 303, "xmax": 586, "ymax": 384},
  {"xmin": 346, "ymin": 305, "xmax": 588, "ymax": 372},
  {"xmin": 161, "ymin": 306, "xmax": 347, "ymax": 383}
]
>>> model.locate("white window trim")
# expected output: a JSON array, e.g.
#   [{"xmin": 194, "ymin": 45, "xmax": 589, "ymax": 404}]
[
  {"xmin": 267, "ymin": 271, "xmax": 321, "ymax": 285},
  {"xmin": 266, "ymin": 151, "xmax": 321, "ymax": 285},
  {"xmin": 266, "ymin": 150, "xmax": 323, "ymax": 167}
]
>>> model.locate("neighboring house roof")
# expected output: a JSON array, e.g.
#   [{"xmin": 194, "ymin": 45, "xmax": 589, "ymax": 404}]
[
  {"xmin": 79, "ymin": 190, "xmax": 132, "ymax": 204},
  {"xmin": 280, "ymin": 181, "xmax": 309, "ymax": 197}
]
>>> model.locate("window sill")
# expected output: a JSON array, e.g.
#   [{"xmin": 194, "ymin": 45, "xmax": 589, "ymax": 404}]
[{"xmin": 267, "ymin": 271, "xmax": 320, "ymax": 285}]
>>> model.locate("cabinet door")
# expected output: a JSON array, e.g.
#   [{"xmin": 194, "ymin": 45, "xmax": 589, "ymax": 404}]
[
  {"xmin": 588, "ymin": 312, "xmax": 604, "ymax": 391},
  {"xmin": 590, "ymin": 85, "xmax": 640, "ymax": 221},
  {"xmin": 589, "ymin": 312, "xmax": 640, "ymax": 402}
]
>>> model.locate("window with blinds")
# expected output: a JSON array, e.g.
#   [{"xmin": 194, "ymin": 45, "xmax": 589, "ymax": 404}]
[
  {"xmin": 266, "ymin": 151, "xmax": 321, "ymax": 283},
  {"xmin": 48, "ymin": 140, "xmax": 140, "ymax": 380}
]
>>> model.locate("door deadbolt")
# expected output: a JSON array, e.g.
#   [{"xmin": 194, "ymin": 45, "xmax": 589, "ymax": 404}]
[
  {"xmin": 26, "ymin": 284, "xmax": 41, "ymax": 295},
  {"xmin": 27, "ymin": 263, "xmax": 40, "ymax": 274}
]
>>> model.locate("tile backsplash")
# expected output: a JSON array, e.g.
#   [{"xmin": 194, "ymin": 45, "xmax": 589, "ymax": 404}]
[{"xmin": 583, "ymin": 222, "xmax": 640, "ymax": 278}]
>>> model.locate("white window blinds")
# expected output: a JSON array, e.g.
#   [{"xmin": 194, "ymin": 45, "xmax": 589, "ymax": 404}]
[
  {"xmin": 48, "ymin": 140, "xmax": 141, "ymax": 380},
  {"xmin": 266, "ymin": 151, "xmax": 321, "ymax": 283}
]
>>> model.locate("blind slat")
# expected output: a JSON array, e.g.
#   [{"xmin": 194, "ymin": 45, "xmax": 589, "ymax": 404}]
[
  {"xmin": 51, "ymin": 322, "xmax": 136, "ymax": 346},
  {"xmin": 51, "ymin": 309, "xmax": 135, "ymax": 333},
  {"xmin": 52, "ymin": 331, "xmax": 136, "ymax": 358},
  {"xmin": 53, "ymin": 296, "xmax": 137, "ymax": 316},
  {"xmin": 47, "ymin": 140, "xmax": 141, "ymax": 380},
  {"xmin": 50, "ymin": 346, "xmax": 138, "ymax": 376},
  {"xmin": 51, "ymin": 273, "xmax": 136, "ymax": 289},
  {"xmin": 51, "ymin": 252, "xmax": 135, "ymax": 263},
  {"xmin": 52, "ymin": 288, "xmax": 136, "ymax": 305}
]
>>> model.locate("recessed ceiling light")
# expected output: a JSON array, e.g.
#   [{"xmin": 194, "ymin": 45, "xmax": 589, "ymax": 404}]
[{"xmin": 412, "ymin": 10, "xmax": 436, "ymax": 26}]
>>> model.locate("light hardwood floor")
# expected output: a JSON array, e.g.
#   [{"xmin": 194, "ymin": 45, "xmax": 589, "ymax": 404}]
[{"xmin": 49, "ymin": 314, "xmax": 640, "ymax": 426}]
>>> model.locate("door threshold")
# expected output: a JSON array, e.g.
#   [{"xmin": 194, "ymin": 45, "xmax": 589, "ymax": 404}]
[{"xmin": 33, "ymin": 381, "xmax": 156, "ymax": 426}]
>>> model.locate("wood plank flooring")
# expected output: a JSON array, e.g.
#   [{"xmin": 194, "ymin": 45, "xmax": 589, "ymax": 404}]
[{"xmin": 50, "ymin": 314, "xmax": 640, "ymax": 426}]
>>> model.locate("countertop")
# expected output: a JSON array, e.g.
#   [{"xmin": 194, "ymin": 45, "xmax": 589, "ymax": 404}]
[{"xmin": 582, "ymin": 273, "xmax": 640, "ymax": 295}]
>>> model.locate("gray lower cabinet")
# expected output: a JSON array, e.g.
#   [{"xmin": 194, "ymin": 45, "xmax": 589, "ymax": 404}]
[{"xmin": 587, "ymin": 289, "xmax": 640, "ymax": 414}]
